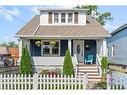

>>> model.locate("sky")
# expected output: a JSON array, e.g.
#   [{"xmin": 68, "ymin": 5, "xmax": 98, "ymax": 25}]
[{"xmin": 0, "ymin": 5, "xmax": 127, "ymax": 43}]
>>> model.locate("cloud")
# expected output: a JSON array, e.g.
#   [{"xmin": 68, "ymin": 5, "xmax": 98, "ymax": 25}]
[
  {"xmin": 31, "ymin": 7, "xmax": 40, "ymax": 14},
  {"xmin": 0, "ymin": 7, "xmax": 21, "ymax": 22}
]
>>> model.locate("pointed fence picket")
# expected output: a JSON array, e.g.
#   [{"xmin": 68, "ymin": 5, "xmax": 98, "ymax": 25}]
[
  {"xmin": 0, "ymin": 73, "xmax": 88, "ymax": 90},
  {"xmin": 107, "ymin": 73, "xmax": 127, "ymax": 90}
]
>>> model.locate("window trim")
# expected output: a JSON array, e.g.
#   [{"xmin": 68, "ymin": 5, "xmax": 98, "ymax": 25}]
[
  {"xmin": 41, "ymin": 40, "xmax": 60, "ymax": 56},
  {"xmin": 111, "ymin": 44, "xmax": 115, "ymax": 57},
  {"xmin": 107, "ymin": 46, "xmax": 109, "ymax": 57}
]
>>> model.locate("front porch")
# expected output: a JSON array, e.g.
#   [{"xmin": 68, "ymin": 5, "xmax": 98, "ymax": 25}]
[{"xmin": 19, "ymin": 38, "xmax": 107, "ymax": 66}]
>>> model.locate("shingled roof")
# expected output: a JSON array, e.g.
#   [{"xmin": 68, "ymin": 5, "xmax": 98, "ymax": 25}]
[{"xmin": 16, "ymin": 15, "xmax": 110, "ymax": 38}]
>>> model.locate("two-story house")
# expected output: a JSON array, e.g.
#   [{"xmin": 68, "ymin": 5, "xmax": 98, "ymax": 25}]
[{"xmin": 15, "ymin": 8, "xmax": 110, "ymax": 80}]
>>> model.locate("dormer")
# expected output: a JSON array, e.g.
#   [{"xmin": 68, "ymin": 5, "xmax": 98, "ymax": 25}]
[{"xmin": 38, "ymin": 8, "xmax": 87, "ymax": 25}]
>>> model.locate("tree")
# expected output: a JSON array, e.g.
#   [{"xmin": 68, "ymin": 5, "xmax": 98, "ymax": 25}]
[
  {"xmin": 19, "ymin": 47, "xmax": 32, "ymax": 75},
  {"xmin": 8, "ymin": 41, "xmax": 18, "ymax": 48},
  {"xmin": 0, "ymin": 41, "xmax": 18, "ymax": 48},
  {"xmin": 74, "ymin": 5, "xmax": 113, "ymax": 26},
  {"xmin": 63, "ymin": 49, "xmax": 74, "ymax": 77}
]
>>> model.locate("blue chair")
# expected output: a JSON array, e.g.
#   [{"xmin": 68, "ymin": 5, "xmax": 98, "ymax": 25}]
[{"xmin": 85, "ymin": 55, "xmax": 94, "ymax": 64}]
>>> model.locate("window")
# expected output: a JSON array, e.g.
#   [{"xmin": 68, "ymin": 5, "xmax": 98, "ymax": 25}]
[
  {"xmin": 74, "ymin": 12, "xmax": 78, "ymax": 24},
  {"xmin": 42, "ymin": 41, "xmax": 59, "ymax": 55},
  {"xmin": 111, "ymin": 45, "xmax": 115, "ymax": 57},
  {"xmin": 48, "ymin": 12, "xmax": 52, "ymax": 24},
  {"xmin": 61, "ymin": 13, "xmax": 66, "ymax": 23},
  {"xmin": 68, "ymin": 13, "xmax": 73, "ymax": 23},
  {"xmin": 54, "ymin": 13, "xmax": 59, "ymax": 23},
  {"xmin": 43, "ymin": 46, "xmax": 50, "ymax": 54},
  {"xmin": 107, "ymin": 47, "xmax": 109, "ymax": 57},
  {"xmin": 52, "ymin": 42, "xmax": 59, "ymax": 54},
  {"xmin": 43, "ymin": 42, "xmax": 50, "ymax": 54}
]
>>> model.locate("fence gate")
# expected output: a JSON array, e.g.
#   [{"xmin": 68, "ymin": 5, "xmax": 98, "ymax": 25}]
[{"xmin": 0, "ymin": 73, "xmax": 88, "ymax": 90}]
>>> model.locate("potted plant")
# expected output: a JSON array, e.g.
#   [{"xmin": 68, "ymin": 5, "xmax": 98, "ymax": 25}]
[
  {"xmin": 35, "ymin": 40, "xmax": 42, "ymax": 47},
  {"xmin": 50, "ymin": 40, "xmax": 56, "ymax": 47}
]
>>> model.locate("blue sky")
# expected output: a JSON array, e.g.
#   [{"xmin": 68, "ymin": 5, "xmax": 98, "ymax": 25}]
[{"xmin": 0, "ymin": 5, "xmax": 127, "ymax": 43}]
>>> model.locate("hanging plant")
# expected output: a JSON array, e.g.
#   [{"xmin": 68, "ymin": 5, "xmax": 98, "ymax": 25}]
[
  {"xmin": 35, "ymin": 40, "xmax": 42, "ymax": 47},
  {"xmin": 50, "ymin": 40, "xmax": 56, "ymax": 47}
]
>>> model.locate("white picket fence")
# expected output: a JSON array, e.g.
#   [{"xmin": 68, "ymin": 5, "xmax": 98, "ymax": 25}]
[
  {"xmin": 0, "ymin": 73, "xmax": 88, "ymax": 90},
  {"xmin": 107, "ymin": 73, "xmax": 127, "ymax": 90}
]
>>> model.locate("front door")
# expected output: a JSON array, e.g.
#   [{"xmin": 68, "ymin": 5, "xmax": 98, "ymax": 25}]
[{"xmin": 73, "ymin": 40, "xmax": 84, "ymax": 63}]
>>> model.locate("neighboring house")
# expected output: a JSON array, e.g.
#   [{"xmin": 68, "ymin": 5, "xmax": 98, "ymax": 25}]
[
  {"xmin": 107, "ymin": 23, "xmax": 127, "ymax": 66},
  {"xmin": 15, "ymin": 8, "xmax": 110, "ymax": 75},
  {"xmin": 0, "ymin": 46, "xmax": 10, "ymax": 57},
  {"xmin": 9, "ymin": 48, "xmax": 19, "ymax": 65},
  {"xmin": 0, "ymin": 46, "xmax": 11, "ymax": 66},
  {"xmin": 0, "ymin": 46, "xmax": 19, "ymax": 66}
]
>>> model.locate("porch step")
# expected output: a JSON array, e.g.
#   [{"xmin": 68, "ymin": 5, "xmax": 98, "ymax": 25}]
[
  {"xmin": 77, "ymin": 64, "xmax": 96, "ymax": 67},
  {"xmin": 77, "ymin": 64, "xmax": 101, "ymax": 82}
]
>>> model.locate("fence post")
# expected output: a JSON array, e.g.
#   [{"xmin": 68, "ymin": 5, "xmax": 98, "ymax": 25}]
[
  {"xmin": 33, "ymin": 73, "xmax": 38, "ymax": 90},
  {"xmin": 83, "ymin": 73, "xmax": 88, "ymax": 89},
  {"xmin": 107, "ymin": 74, "xmax": 110, "ymax": 90}
]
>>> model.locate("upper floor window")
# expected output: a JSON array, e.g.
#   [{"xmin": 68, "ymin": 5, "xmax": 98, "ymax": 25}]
[
  {"xmin": 68, "ymin": 13, "xmax": 73, "ymax": 23},
  {"xmin": 48, "ymin": 12, "xmax": 52, "ymax": 24},
  {"xmin": 54, "ymin": 13, "xmax": 59, "ymax": 23},
  {"xmin": 74, "ymin": 12, "xmax": 78, "ymax": 24},
  {"xmin": 111, "ymin": 45, "xmax": 115, "ymax": 57},
  {"xmin": 61, "ymin": 13, "xmax": 66, "ymax": 23}
]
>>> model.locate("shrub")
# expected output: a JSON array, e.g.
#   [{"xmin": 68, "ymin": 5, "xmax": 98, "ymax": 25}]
[
  {"xmin": 98, "ymin": 82, "xmax": 107, "ymax": 89},
  {"xmin": 101, "ymin": 56, "xmax": 108, "ymax": 74},
  {"xmin": 40, "ymin": 69, "xmax": 49, "ymax": 75},
  {"xmin": 63, "ymin": 49, "xmax": 74, "ymax": 77},
  {"xmin": 19, "ymin": 47, "xmax": 32, "ymax": 75}
]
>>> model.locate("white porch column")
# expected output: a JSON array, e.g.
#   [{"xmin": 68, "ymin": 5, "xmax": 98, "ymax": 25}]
[
  {"xmin": 19, "ymin": 38, "xmax": 22, "ymax": 62},
  {"xmin": 102, "ymin": 39, "xmax": 107, "ymax": 56},
  {"xmin": 68, "ymin": 39, "xmax": 72, "ymax": 55}
]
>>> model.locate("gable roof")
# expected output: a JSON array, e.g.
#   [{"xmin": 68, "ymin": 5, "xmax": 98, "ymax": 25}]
[
  {"xmin": 111, "ymin": 23, "xmax": 127, "ymax": 35},
  {"xmin": 16, "ymin": 15, "xmax": 110, "ymax": 38}
]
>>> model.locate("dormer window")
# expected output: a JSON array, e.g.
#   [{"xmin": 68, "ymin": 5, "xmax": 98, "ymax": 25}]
[
  {"xmin": 61, "ymin": 13, "xmax": 66, "ymax": 23},
  {"xmin": 68, "ymin": 13, "xmax": 73, "ymax": 23},
  {"xmin": 54, "ymin": 13, "xmax": 59, "ymax": 23},
  {"xmin": 74, "ymin": 12, "xmax": 78, "ymax": 24}
]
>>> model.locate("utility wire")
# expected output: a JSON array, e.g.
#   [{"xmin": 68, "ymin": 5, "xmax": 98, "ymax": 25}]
[{"xmin": 0, "ymin": 7, "xmax": 26, "ymax": 24}]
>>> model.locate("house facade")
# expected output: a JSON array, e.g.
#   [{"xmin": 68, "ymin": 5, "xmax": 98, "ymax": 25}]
[
  {"xmin": 15, "ymin": 8, "xmax": 110, "ymax": 74},
  {"xmin": 107, "ymin": 23, "xmax": 127, "ymax": 66}
]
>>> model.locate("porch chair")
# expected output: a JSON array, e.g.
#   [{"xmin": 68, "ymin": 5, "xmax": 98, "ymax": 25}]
[{"xmin": 85, "ymin": 55, "xmax": 94, "ymax": 64}]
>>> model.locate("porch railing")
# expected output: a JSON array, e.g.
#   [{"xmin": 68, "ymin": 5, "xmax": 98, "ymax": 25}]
[
  {"xmin": 96, "ymin": 54, "xmax": 102, "ymax": 77},
  {"xmin": 74, "ymin": 54, "xmax": 78, "ymax": 76}
]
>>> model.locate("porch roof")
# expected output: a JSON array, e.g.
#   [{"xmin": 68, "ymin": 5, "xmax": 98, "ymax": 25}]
[{"xmin": 16, "ymin": 15, "xmax": 110, "ymax": 38}]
